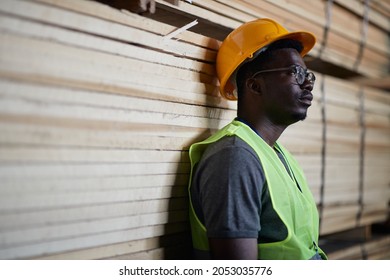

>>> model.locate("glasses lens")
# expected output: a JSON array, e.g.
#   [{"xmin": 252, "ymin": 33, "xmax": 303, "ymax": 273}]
[
  {"xmin": 307, "ymin": 72, "xmax": 316, "ymax": 83},
  {"xmin": 294, "ymin": 65, "xmax": 315, "ymax": 85},
  {"xmin": 295, "ymin": 66, "xmax": 305, "ymax": 85}
]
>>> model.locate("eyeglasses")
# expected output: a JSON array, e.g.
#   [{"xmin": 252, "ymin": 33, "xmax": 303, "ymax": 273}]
[{"xmin": 251, "ymin": 64, "xmax": 316, "ymax": 85}]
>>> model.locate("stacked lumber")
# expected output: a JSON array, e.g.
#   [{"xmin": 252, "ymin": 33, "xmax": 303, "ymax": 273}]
[
  {"xmin": 361, "ymin": 87, "xmax": 390, "ymax": 226},
  {"xmin": 151, "ymin": 0, "xmax": 389, "ymax": 80},
  {"xmin": 278, "ymin": 74, "xmax": 324, "ymax": 204},
  {"xmin": 321, "ymin": 76, "xmax": 362, "ymax": 235},
  {"xmin": 321, "ymin": 77, "xmax": 390, "ymax": 235},
  {"xmin": 280, "ymin": 74, "xmax": 390, "ymax": 237},
  {"xmin": 0, "ymin": 0, "xmax": 388, "ymax": 260},
  {"xmin": 320, "ymin": 226, "xmax": 390, "ymax": 260},
  {"xmin": 0, "ymin": 0, "xmax": 224, "ymax": 259}
]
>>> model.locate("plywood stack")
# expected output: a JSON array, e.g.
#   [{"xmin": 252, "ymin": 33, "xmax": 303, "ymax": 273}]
[
  {"xmin": 321, "ymin": 227, "xmax": 390, "ymax": 260},
  {"xmin": 280, "ymin": 74, "xmax": 390, "ymax": 240},
  {"xmin": 153, "ymin": 0, "xmax": 389, "ymax": 80},
  {"xmin": 361, "ymin": 87, "xmax": 390, "ymax": 226},
  {"xmin": 0, "ymin": 0, "xmax": 225, "ymax": 259},
  {"xmin": 277, "ymin": 74, "xmax": 324, "ymax": 205},
  {"xmin": 321, "ymin": 76, "xmax": 362, "ymax": 235},
  {"xmin": 0, "ymin": 0, "xmax": 389, "ymax": 260},
  {"xmin": 151, "ymin": 0, "xmax": 390, "ymax": 259}
]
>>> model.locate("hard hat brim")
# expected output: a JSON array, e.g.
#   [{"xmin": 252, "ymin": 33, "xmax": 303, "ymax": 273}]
[{"xmin": 277, "ymin": 30, "xmax": 316, "ymax": 57}]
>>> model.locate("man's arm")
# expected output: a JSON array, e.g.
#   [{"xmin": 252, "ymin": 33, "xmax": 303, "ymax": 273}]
[
  {"xmin": 192, "ymin": 137, "xmax": 264, "ymax": 260},
  {"xmin": 209, "ymin": 238, "xmax": 258, "ymax": 259}
]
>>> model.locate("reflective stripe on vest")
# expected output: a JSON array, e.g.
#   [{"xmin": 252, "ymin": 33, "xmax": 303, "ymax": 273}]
[{"xmin": 188, "ymin": 120, "xmax": 327, "ymax": 259}]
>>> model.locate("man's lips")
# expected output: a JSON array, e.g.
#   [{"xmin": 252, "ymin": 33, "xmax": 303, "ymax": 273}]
[{"xmin": 299, "ymin": 92, "xmax": 313, "ymax": 106}]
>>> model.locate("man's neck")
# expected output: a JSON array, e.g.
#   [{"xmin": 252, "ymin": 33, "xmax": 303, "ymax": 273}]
[{"xmin": 236, "ymin": 116, "xmax": 287, "ymax": 146}]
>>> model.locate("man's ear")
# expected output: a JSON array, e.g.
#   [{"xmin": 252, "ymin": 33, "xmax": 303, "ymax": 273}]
[{"xmin": 246, "ymin": 78, "xmax": 263, "ymax": 95}]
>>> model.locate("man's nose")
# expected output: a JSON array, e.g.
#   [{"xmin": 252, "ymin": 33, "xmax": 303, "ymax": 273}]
[{"xmin": 301, "ymin": 78, "xmax": 314, "ymax": 91}]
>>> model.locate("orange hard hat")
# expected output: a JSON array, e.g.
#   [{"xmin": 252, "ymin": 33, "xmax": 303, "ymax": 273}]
[{"xmin": 216, "ymin": 18, "xmax": 316, "ymax": 100}]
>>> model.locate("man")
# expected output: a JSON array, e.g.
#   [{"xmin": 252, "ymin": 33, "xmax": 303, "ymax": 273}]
[{"xmin": 188, "ymin": 18, "xmax": 327, "ymax": 260}]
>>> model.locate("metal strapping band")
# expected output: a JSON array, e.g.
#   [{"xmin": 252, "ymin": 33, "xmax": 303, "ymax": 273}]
[
  {"xmin": 318, "ymin": 0, "xmax": 333, "ymax": 58},
  {"xmin": 353, "ymin": 0, "xmax": 371, "ymax": 70},
  {"xmin": 361, "ymin": 243, "xmax": 368, "ymax": 260},
  {"xmin": 319, "ymin": 75, "xmax": 327, "ymax": 233},
  {"xmin": 356, "ymin": 87, "xmax": 366, "ymax": 225}
]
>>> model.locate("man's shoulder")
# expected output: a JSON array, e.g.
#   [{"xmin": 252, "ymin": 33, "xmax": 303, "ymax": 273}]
[{"xmin": 202, "ymin": 135, "xmax": 257, "ymax": 159}]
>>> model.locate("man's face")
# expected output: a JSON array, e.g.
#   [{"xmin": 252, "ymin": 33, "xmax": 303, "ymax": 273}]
[{"xmin": 256, "ymin": 48, "xmax": 314, "ymax": 126}]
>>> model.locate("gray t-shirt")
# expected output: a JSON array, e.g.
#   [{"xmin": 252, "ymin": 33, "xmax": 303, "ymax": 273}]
[{"xmin": 190, "ymin": 135, "xmax": 288, "ymax": 243}]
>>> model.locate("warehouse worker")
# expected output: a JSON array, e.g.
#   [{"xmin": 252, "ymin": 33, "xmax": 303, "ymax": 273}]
[{"xmin": 188, "ymin": 18, "xmax": 327, "ymax": 260}]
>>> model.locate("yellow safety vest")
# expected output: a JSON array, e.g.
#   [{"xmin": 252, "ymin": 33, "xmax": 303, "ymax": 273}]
[{"xmin": 188, "ymin": 120, "xmax": 327, "ymax": 259}]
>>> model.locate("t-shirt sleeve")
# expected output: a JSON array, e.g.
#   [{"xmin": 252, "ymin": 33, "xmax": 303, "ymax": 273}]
[{"xmin": 194, "ymin": 137, "xmax": 265, "ymax": 239}]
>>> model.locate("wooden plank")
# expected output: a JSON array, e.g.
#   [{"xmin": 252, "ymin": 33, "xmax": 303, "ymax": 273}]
[
  {"xmin": 269, "ymin": 0, "xmax": 389, "ymax": 55},
  {"xmin": 1, "ymin": 0, "xmax": 217, "ymax": 62},
  {"xmin": 321, "ymin": 215, "xmax": 360, "ymax": 235},
  {"xmin": 0, "ymin": 111, "xmax": 213, "ymax": 139},
  {"xmin": 325, "ymin": 105, "xmax": 360, "ymax": 126},
  {"xmin": 0, "ymin": 161, "xmax": 190, "ymax": 180},
  {"xmin": 191, "ymin": 0, "xmax": 255, "ymax": 23},
  {"xmin": 0, "ymin": 184, "xmax": 188, "ymax": 211},
  {"xmin": 0, "ymin": 146, "xmax": 189, "ymax": 164},
  {"xmin": 334, "ymin": 0, "xmax": 390, "ymax": 35},
  {"xmin": 0, "ymin": 120, "xmax": 213, "ymax": 151},
  {"xmin": 105, "ymin": 241, "xmax": 192, "ymax": 259},
  {"xmin": 107, "ymin": 247, "xmax": 166, "ymax": 260},
  {"xmin": 0, "ymin": 80, "xmax": 233, "ymax": 124},
  {"xmin": 365, "ymin": 129, "xmax": 390, "ymax": 148},
  {"xmin": 323, "ymin": 234, "xmax": 390, "ymax": 260},
  {"xmin": 365, "ymin": 114, "xmax": 390, "ymax": 129},
  {"xmin": 352, "ymin": 75, "xmax": 390, "ymax": 92},
  {"xmin": 34, "ymin": 236, "xmax": 165, "ymax": 260},
  {"xmin": 0, "ymin": 197, "xmax": 187, "ymax": 230},
  {"xmin": 325, "ymin": 76, "xmax": 361, "ymax": 108},
  {"xmin": 0, "ymin": 33, "xmax": 231, "ymax": 109},
  {"xmin": 370, "ymin": 0, "xmax": 390, "ymax": 18},
  {"xmin": 0, "ymin": 222, "xmax": 188, "ymax": 259},
  {"xmin": 34, "ymin": 233, "xmax": 190, "ymax": 260},
  {"xmin": 32, "ymin": 0, "xmax": 220, "ymax": 50},
  {"xmin": 0, "ymin": 53, "xmax": 224, "ymax": 111},
  {"xmin": 155, "ymin": 0, "xmax": 242, "ymax": 29},
  {"xmin": 0, "ymin": 14, "xmax": 215, "ymax": 76},
  {"xmin": 364, "ymin": 87, "xmax": 390, "ymax": 114},
  {"xmin": 0, "ymin": 174, "xmax": 189, "ymax": 196},
  {"xmin": 0, "ymin": 210, "xmax": 187, "ymax": 248},
  {"xmin": 253, "ymin": 0, "xmax": 389, "ymax": 78},
  {"xmin": 0, "ymin": 88, "xmax": 226, "ymax": 130},
  {"xmin": 0, "ymin": 33, "xmax": 218, "ymax": 97},
  {"xmin": 214, "ymin": 0, "xmax": 269, "ymax": 19}
]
